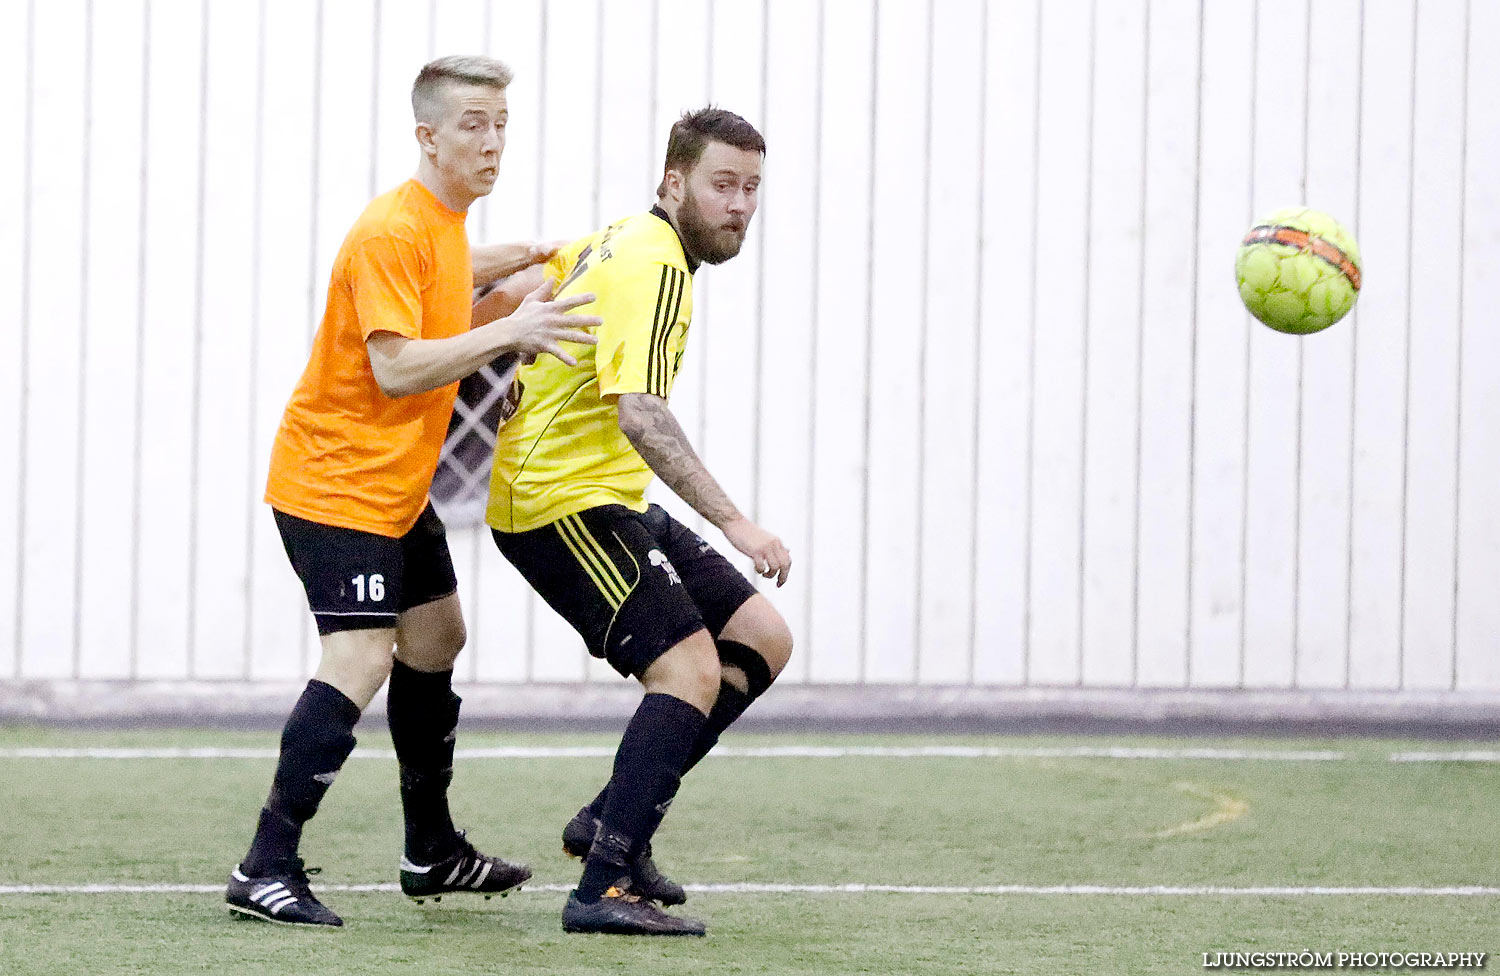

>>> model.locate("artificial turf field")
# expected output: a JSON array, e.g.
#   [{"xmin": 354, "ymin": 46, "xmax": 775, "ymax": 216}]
[{"xmin": 1, "ymin": 726, "xmax": 1496, "ymax": 975}]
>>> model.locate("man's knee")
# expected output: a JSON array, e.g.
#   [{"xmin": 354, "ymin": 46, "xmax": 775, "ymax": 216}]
[
  {"xmin": 395, "ymin": 595, "xmax": 468, "ymax": 670},
  {"xmin": 642, "ymin": 630, "xmax": 722, "ymax": 713},
  {"xmin": 721, "ymin": 596, "xmax": 794, "ymax": 679}
]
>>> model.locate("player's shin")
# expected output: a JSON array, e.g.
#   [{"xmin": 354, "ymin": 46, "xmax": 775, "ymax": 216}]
[
  {"xmin": 577, "ymin": 693, "xmax": 705, "ymax": 902},
  {"xmin": 386, "ymin": 660, "xmax": 462, "ymax": 862},
  {"xmin": 242, "ymin": 680, "xmax": 361, "ymax": 875}
]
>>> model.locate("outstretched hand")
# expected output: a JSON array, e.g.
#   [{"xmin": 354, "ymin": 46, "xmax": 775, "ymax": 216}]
[{"xmin": 498, "ymin": 278, "xmax": 601, "ymax": 367}]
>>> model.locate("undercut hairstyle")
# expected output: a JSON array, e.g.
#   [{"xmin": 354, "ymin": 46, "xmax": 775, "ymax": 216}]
[
  {"xmin": 411, "ymin": 55, "xmax": 513, "ymax": 124},
  {"xmin": 656, "ymin": 106, "xmax": 766, "ymax": 196}
]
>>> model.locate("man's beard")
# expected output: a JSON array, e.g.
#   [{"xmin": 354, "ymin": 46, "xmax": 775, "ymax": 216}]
[{"xmin": 676, "ymin": 187, "xmax": 747, "ymax": 265}]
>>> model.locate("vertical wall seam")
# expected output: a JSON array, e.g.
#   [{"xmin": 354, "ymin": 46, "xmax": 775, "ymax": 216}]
[
  {"xmin": 186, "ymin": 0, "xmax": 210, "ymax": 679},
  {"xmin": 15, "ymin": 0, "xmax": 35, "ymax": 680},
  {"xmin": 1236, "ymin": 0, "xmax": 1258, "ymax": 689},
  {"xmin": 1075, "ymin": 0, "xmax": 1098, "ymax": 688},
  {"xmin": 856, "ymin": 0, "xmax": 880, "ymax": 683},
  {"xmin": 1184, "ymin": 0, "xmax": 1205, "ymax": 689},
  {"xmin": 1129, "ymin": 0, "xmax": 1151, "ymax": 687},
  {"xmin": 911, "ymin": 0, "xmax": 935, "ymax": 684},
  {"xmin": 128, "ymin": 0, "xmax": 153, "ymax": 680},
  {"xmin": 243, "ymin": 0, "xmax": 268, "ymax": 681},
  {"xmin": 965, "ymin": 0, "xmax": 990, "ymax": 687},
  {"xmin": 798, "ymin": 0, "xmax": 820, "ymax": 675},
  {"xmin": 1449, "ymin": 0, "xmax": 1471, "ymax": 691},
  {"xmin": 300, "ymin": 0, "xmax": 326, "ymax": 673},
  {"xmin": 1021, "ymin": 0, "xmax": 1042, "ymax": 686},
  {"xmin": 72, "ymin": 0, "xmax": 95, "ymax": 679},
  {"xmin": 1344, "ymin": 0, "xmax": 1366, "ymax": 690},
  {"xmin": 1395, "ymin": 1, "xmax": 1418, "ymax": 690},
  {"xmin": 1289, "ymin": 0, "xmax": 1313, "ymax": 689}
]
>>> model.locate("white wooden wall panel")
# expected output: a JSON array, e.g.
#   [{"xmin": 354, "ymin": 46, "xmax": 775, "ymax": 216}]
[
  {"xmin": 699, "ymin": 0, "xmax": 766, "ymax": 589},
  {"xmin": 1026, "ymin": 0, "xmax": 1090, "ymax": 687},
  {"xmin": 132, "ymin": 0, "xmax": 205, "ymax": 679},
  {"xmin": 1241, "ymin": 0, "xmax": 1306, "ymax": 689},
  {"xmin": 1295, "ymin": 0, "xmax": 1361, "ymax": 690},
  {"xmin": 190, "ymin": 0, "xmax": 261, "ymax": 679},
  {"xmin": 1402, "ymin": 0, "xmax": 1466, "ymax": 691},
  {"xmin": 862, "ymin": 0, "xmax": 930, "ymax": 683},
  {"xmin": 76, "ymin": 0, "xmax": 148, "ymax": 679},
  {"xmin": 5, "ymin": 0, "xmax": 1500, "ymax": 693},
  {"xmin": 1080, "ymin": 0, "xmax": 1146, "ymax": 688},
  {"xmin": 648, "ymin": 0, "xmax": 711, "ymax": 542},
  {"xmin": 917, "ymin": 0, "xmax": 984, "ymax": 684},
  {"xmin": 1455, "ymin": 0, "xmax": 1500, "ymax": 691},
  {"xmin": 759, "ymin": 0, "xmax": 821, "ymax": 683},
  {"xmin": 469, "ymin": 0, "xmax": 545, "ymax": 683},
  {"xmin": 247, "ymin": 0, "xmax": 321, "ymax": 681},
  {"xmin": 1346, "ymin": 0, "xmax": 1414, "ymax": 690},
  {"xmin": 1188, "ymin": 0, "xmax": 1254, "ymax": 688},
  {"xmin": 1134, "ymin": 0, "xmax": 1198, "ymax": 688},
  {"xmin": 0, "ymin": 0, "xmax": 26, "ymax": 679},
  {"xmin": 971, "ymin": 0, "xmax": 1038, "ymax": 685},
  {"xmin": 18, "ymin": 0, "xmax": 87, "ymax": 680}
]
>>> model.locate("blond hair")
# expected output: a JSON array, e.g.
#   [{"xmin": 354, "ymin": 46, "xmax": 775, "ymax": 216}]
[{"xmin": 411, "ymin": 55, "xmax": 513, "ymax": 124}]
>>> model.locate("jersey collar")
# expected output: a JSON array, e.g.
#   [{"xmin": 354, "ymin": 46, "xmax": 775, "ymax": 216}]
[{"xmin": 650, "ymin": 204, "xmax": 700, "ymax": 274}]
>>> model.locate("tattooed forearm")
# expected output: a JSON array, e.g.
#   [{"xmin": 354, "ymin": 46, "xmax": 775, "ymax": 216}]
[{"xmin": 616, "ymin": 393, "xmax": 742, "ymax": 527}]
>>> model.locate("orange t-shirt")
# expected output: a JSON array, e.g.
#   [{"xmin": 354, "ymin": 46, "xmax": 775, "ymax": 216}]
[{"xmin": 265, "ymin": 180, "xmax": 472, "ymax": 537}]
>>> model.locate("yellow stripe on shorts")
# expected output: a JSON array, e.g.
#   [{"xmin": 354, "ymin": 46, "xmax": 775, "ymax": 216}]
[
  {"xmin": 554, "ymin": 516, "xmax": 628, "ymax": 609},
  {"xmin": 567, "ymin": 515, "xmax": 633, "ymax": 601}
]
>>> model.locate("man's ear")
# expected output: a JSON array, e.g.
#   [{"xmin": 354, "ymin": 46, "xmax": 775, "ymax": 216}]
[
  {"xmin": 415, "ymin": 121, "xmax": 439, "ymax": 158},
  {"xmin": 662, "ymin": 168, "xmax": 685, "ymax": 204}
]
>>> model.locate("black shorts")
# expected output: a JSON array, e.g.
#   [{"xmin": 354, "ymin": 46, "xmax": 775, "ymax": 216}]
[
  {"xmin": 492, "ymin": 504, "xmax": 758, "ymax": 678},
  {"xmin": 274, "ymin": 504, "xmax": 458, "ymax": 635}
]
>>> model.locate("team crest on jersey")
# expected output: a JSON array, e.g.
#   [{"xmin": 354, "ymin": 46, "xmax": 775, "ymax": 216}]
[{"xmin": 647, "ymin": 549, "xmax": 681, "ymax": 585}]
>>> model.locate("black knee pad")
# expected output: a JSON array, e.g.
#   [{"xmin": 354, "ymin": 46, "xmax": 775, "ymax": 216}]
[{"xmin": 715, "ymin": 640, "xmax": 773, "ymax": 699}]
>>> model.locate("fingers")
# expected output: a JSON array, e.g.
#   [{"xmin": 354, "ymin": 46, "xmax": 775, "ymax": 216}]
[
  {"xmin": 544, "ymin": 345, "xmax": 579, "ymax": 368},
  {"xmin": 524, "ymin": 276, "xmax": 557, "ymax": 302},
  {"xmin": 555, "ymin": 313, "xmax": 602, "ymax": 330},
  {"xmin": 555, "ymin": 329, "xmax": 599, "ymax": 347},
  {"xmin": 549, "ymin": 291, "xmax": 598, "ymax": 313}
]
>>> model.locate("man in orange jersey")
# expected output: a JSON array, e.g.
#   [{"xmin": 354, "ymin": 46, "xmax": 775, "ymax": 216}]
[{"xmin": 225, "ymin": 55, "xmax": 599, "ymax": 929}]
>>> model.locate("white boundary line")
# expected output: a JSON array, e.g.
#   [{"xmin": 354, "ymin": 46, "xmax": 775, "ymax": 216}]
[
  {"xmin": 1, "ymin": 882, "xmax": 1497, "ymax": 897},
  {"xmin": 1389, "ymin": 751, "xmax": 1500, "ymax": 763},
  {"xmin": 5, "ymin": 746, "xmax": 1493, "ymax": 762},
  {"xmin": 0, "ymin": 745, "xmax": 1349, "ymax": 761}
]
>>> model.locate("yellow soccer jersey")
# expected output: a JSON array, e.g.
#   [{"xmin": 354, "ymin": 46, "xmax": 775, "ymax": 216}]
[{"xmin": 486, "ymin": 207, "xmax": 696, "ymax": 532}]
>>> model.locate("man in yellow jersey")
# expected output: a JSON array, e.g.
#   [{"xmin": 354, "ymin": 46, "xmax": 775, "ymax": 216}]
[
  {"xmin": 487, "ymin": 108, "xmax": 793, "ymax": 936},
  {"xmin": 225, "ymin": 56, "xmax": 600, "ymax": 929}
]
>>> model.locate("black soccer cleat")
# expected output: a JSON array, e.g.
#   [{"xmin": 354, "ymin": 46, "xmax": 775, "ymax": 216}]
[
  {"xmin": 399, "ymin": 831, "xmax": 532, "ymax": 904},
  {"xmin": 562, "ymin": 887, "xmax": 706, "ymax": 936},
  {"xmin": 226, "ymin": 860, "xmax": 344, "ymax": 927},
  {"xmin": 561, "ymin": 807, "xmax": 687, "ymax": 906}
]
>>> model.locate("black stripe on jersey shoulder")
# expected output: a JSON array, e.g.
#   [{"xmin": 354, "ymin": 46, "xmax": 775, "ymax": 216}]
[
  {"xmin": 652, "ymin": 267, "xmax": 686, "ymax": 397},
  {"xmin": 661, "ymin": 268, "xmax": 687, "ymax": 392},
  {"xmin": 646, "ymin": 265, "xmax": 671, "ymax": 395}
]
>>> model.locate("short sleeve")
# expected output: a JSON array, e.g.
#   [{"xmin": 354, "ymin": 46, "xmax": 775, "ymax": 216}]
[
  {"xmin": 348, "ymin": 235, "xmax": 426, "ymax": 341},
  {"xmin": 593, "ymin": 259, "xmax": 685, "ymax": 399}
]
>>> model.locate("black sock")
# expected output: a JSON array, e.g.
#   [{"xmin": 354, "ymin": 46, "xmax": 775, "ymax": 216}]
[
  {"xmin": 387, "ymin": 660, "xmax": 462, "ymax": 863},
  {"xmin": 680, "ymin": 681, "xmax": 755, "ymax": 776},
  {"xmin": 577, "ymin": 693, "xmax": 705, "ymax": 902},
  {"xmin": 242, "ymin": 680, "xmax": 361, "ymax": 876},
  {"xmin": 580, "ymin": 641, "xmax": 772, "ymax": 821}
]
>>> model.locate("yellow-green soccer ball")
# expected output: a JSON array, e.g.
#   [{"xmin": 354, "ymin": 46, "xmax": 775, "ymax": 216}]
[{"xmin": 1235, "ymin": 207, "xmax": 1362, "ymax": 335}]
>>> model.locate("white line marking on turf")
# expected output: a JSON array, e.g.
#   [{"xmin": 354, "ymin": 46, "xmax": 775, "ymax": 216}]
[
  {"xmin": 2, "ymin": 883, "xmax": 1497, "ymax": 897},
  {"xmin": 0, "ymin": 745, "xmax": 1348, "ymax": 761},
  {"xmin": 1389, "ymin": 751, "xmax": 1500, "ymax": 763}
]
